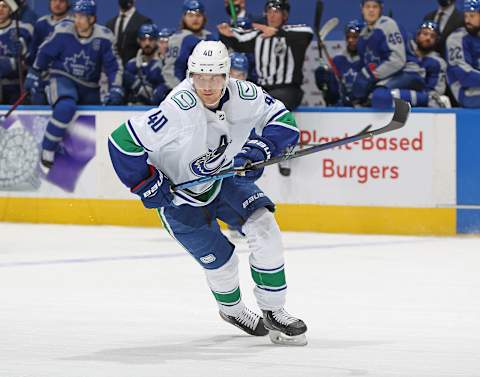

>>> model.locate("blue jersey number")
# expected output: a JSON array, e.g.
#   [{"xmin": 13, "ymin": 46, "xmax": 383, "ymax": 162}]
[
  {"xmin": 263, "ymin": 90, "xmax": 276, "ymax": 106},
  {"xmin": 448, "ymin": 47, "xmax": 462, "ymax": 62},
  {"xmin": 148, "ymin": 110, "xmax": 168, "ymax": 132},
  {"xmin": 388, "ymin": 32, "xmax": 403, "ymax": 45}
]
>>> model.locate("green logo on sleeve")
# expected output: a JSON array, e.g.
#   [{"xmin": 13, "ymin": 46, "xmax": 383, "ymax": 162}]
[
  {"xmin": 172, "ymin": 90, "xmax": 197, "ymax": 110},
  {"xmin": 236, "ymin": 81, "xmax": 258, "ymax": 100}
]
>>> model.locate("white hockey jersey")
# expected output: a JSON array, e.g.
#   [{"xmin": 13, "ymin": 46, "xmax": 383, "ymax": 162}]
[{"xmin": 109, "ymin": 78, "xmax": 299, "ymax": 207}]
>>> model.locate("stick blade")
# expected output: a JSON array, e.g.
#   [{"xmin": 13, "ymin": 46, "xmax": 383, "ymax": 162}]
[
  {"xmin": 318, "ymin": 17, "xmax": 339, "ymax": 41},
  {"xmin": 371, "ymin": 99, "xmax": 411, "ymax": 137}
]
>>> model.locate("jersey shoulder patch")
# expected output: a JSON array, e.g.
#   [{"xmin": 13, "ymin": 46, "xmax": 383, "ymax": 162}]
[
  {"xmin": 171, "ymin": 89, "xmax": 198, "ymax": 110},
  {"xmin": 236, "ymin": 80, "xmax": 258, "ymax": 100}
]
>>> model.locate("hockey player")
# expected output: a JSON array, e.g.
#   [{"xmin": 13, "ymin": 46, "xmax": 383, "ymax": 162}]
[
  {"xmin": 229, "ymin": 52, "xmax": 249, "ymax": 80},
  {"xmin": 161, "ymin": 0, "xmax": 215, "ymax": 91},
  {"xmin": 123, "ymin": 24, "xmax": 169, "ymax": 106},
  {"xmin": 108, "ymin": 41, "xmax": 308, "ymax": 346},
  {"xmin": 25, "ymin": 0, "xmax": 123, "ymax": 169},
  {"xmin": 315, "ymin": 19, "xmax": 364, "ymax": 106},
  {"xmin": 446, "ymin": 0, "xmax": 480, "ymax": 108},
  {"xmin": 352, "ymin": 0, "xmax": 425, "ymax": 108},
  {"xmin": 388, "ymin": 22, "xmax": 450, "ymax": 108},
  {"xmin": 157, "ymin": 27, "xmax": 173, "ymax": 62},
  {"xmin": 0, "ymin": 0, "xmax": 32, "ymax": 104},
  {"xmin": 29, "ymin": 0, "xmax": 73, "ymax": 104}
]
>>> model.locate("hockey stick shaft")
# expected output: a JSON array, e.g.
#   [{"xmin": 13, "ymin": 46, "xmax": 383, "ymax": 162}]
[
  {"xmin": 228, "ymin": 0, "xmax": 237, "ymax": 28},
  {"xmin": 314, "ymin": 0, "xmax": 324, "ymax": 57},
  {"xmin": 172, "ymin": 99, "xmax": 411, "ymax": 191},
  {"xmin": 0, "ymin": 90, "xmax": 28, "ymax": 122}
]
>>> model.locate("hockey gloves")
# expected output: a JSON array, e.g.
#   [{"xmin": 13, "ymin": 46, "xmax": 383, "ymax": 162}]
[
  {"xmin": 352, "ymin": 64, "xmax": 377, "ymax": 101},
  {"xmin": 104, "ymin": 86, "xmax": 125, "ymax": 106},
  {"xmin": 131, "ymin": 165, "xmax": 174, "ymax": 209},
  {"xmin": 233, "ymin": 137, "xmax": 275, "ymax": 184},
  {"xmin": 24, "ymin": 68, "xmax": 41, "ymax": 93}
]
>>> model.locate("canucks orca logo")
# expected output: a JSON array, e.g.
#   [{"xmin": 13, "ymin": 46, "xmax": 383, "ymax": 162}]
[{"xmin": 190, "ymin": 135, "xmax": 231, "ymax": 177}]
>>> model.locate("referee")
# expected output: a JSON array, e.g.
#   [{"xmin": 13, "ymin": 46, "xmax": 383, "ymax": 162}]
[{"xmin": 218, "ymin": 0, "xmax": 313, "ymax": 111}]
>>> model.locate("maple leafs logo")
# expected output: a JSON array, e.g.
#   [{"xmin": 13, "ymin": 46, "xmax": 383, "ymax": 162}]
[
  {"xmin": 364, "ymin": 48, "xmax": 382, "ymax": 66},
  {"xmin": 63, "ymin": 50, "xmax": 96, "ymax": 79}
]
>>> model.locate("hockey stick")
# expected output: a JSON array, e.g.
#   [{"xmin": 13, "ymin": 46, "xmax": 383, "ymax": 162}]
[
  {"xmin": 228, "ymin": 0, "xmax": 237, "ymax": 28},
  {"xmin": 313, "ymin": 0, "xmax": 324, "ymax": 56},
  {"xmin": 318, "ymin": 17, "xmax": 339, "ymax": 42},
  {"xmin": 0, "ymin": 90, "xmax": 28, "ymax": 125},
  {"xmin": 172, "ymin": 99, "xmax": 411, "ymax": 191}
]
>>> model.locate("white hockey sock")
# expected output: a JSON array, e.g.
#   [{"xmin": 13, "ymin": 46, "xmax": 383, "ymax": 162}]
[
  {"xmin": 204, "ymin": 253, "xmax": 244, "ymax": 316},
  {"xmin": 242, "ymin": 208, "xmax": 286, "ymax": 311}
]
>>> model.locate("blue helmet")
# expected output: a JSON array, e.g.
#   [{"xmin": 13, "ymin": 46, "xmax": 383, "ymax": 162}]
[
  {"xmin": 230, "ymin": 52, "xmax": 249, "ymax": 74},
  {"xmin": 345, "ymin": 19, "xmax": 364, "ymax": 34},
  {"xmin": 73, "ymin": 0, "xmax": 96, "ymax": 16},
  {"xmin": 361, "ymin": 0, "xmax": 383, "ymax": 5},
  {"xmin": 234, "ymin": 17, "xmax": 253, "ymax": 30},
  {"xmin": 138, "ymin": 24, "xmax": 159, "ymax": 39},
  {"xmin": 417, "ymin": 21, "xmax": 440, "ymax": 35},
  {"xmin": 464, "ymin": 0, "xmax": 480, "ymax": 11},
  {"xmin": 183, "ymin": 0, "xmax": 205, "ymax": 14},
  {"xmin": 158, "ymin": 27, "xmax": 174, "ymax": 39}
]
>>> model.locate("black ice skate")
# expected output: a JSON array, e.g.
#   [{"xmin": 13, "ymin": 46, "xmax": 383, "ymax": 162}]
[
  {"xmin": 219, "ymin": 307, "xmax": 269, "ymax": 336},
  {"xmin": 262, "ymin": 308, "xmax": 308, "ymax": 346}
]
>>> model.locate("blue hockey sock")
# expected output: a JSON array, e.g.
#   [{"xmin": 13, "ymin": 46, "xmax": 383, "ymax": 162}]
[{"xmin": 42, "ymin": 97, "xmax": 76, "ymax": 152}]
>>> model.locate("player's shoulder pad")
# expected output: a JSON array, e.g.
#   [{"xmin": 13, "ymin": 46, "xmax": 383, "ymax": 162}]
[
  {"xmin": 230, "ymin": 78, "xmax": 259, "ymax": 101},
  {"xmin": 446, "ymin": 27, "xmax": 468, "ymax": 45},
  {"xmin": 52, "ymin": 19, "xmax": 75, "ymax": 35},
  {"xmin": 376, "ymin": 16, "xmax": 400, "ymax": 33},
  {"xmin": 92, "ymin": 24, "xmax": 115, "ymax": 42},
  {"xmin": 167, "ymin": 81, "xmax": 200, "ymax": 111},
  {"xmin": 36, "ymin": 15, "xmax": 50, "ymax": 24},
  {"xmin": 19, "ymin": 21, "xmax": 34, "ymax": 35},
  {"xmin": 282, "ymin": 24, "xmax": 314, "ymax": 34}
]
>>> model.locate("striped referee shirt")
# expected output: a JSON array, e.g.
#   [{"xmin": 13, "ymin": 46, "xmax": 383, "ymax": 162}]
[{"xmin": 221, "ymin": 24, "xmax": 313, "ymax": 89}]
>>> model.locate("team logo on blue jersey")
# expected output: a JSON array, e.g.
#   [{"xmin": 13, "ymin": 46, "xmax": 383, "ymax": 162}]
[
  {"xmin": 63, "ymin": 50, "xmax": 96, "ymax": 79},
  {"xmin": 344, "ymin": 68, "xmax": 358, "ymax": 89},
  {"xmin": 190, "ymin": 135, "xmax": 231, "ymax": 177},
  {"xmin": 364, "ymin": 48, "xmax": 382, "ymax": 66}
]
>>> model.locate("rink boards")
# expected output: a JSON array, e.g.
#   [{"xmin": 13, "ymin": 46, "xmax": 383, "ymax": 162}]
[{"xmin": 0, "ymin": 106, "xmax": 478, "ymax": 235}]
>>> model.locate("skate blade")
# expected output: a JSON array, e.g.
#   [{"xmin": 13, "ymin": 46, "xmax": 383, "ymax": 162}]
[{"xmin": 268, "ymin": 330, "xmax": 307, "ymax": 346}]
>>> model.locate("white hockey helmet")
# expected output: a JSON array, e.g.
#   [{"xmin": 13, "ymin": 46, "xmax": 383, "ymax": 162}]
[{"xmin": 187, "ymin": 40, "xmax": 231, "ymax": 81}]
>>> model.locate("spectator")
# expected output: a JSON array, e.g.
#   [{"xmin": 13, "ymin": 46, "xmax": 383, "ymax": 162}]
[
  {"xmin": 218, "ymin": 0, "xmax": 313, "ymax": 111},
  {"xmin": 352, "ymin": 0, "xmax": 425, "ymax": 108},
  {"xmin": 446, "ymin": 0, "xmax": 480, "ymax": 108},
  {"xmin": 106, "ymin": 0, "xmax": 152, "ymax": 65},
  {"xmin": 315, "ymin": 19, "xmax": 364, "ymax": 106},
  {"xmin": 17, "ymin": 0, "xmax": 38, "ymax": 27},
  {"xmin": 123, "ymin": 24, "xmax": 169, "ymax": 105},
  {"xmin": 424, "ymin": 0, "xmax": 464, "ymax": 57},
  {"xmin": 29, "ymin": 0, "xmax": 73, "ymax": 105},
  {"xmin": 162, "ymin": 0, "xmax": 215, "ymax": 89},
  {"xmin": 25, "ymin": 0, "xmax": 123, "ymax": 169},
  {"xmin": 0, "ymin": 0, "xmax": 32, "ymax": 104},
  {"xmin": 229, "ymin": 52, "xmax": 249, "ymax": 80}
]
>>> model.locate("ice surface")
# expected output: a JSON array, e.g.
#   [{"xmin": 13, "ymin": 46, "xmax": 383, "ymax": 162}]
[{"xmin": 1, "ymin": 223, "xmax": 479, "ymax": 377}]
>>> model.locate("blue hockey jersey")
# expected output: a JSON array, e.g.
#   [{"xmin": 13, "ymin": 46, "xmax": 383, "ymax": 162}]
[
  {"xmin": 0, "ymin": 20, "xmax": 33, "ymax": 80},
  {"xmin": 446, "ymin": 28, "xmax": 480, "ymax": 89},
  {"xmin": 29, "ymin": 14, "xmax": 73, "ymax": 66},
  {"xmin": 124, "ymin": 51, "xmax": 169, "ymax": 105},
  {"xmin": 317, "ymin": 49, "xmax": 363, "ymax": 105},
  {"xmin": 419, "ymin": 51, "xmax": 447, "ymax": 95},
  {"xmin": 33, "ymin": 21, "xmax": 122, "ymax": 88},
  {"xmin": 357, "ymin": 16, "xmax": 422, "ymax": 80}
]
